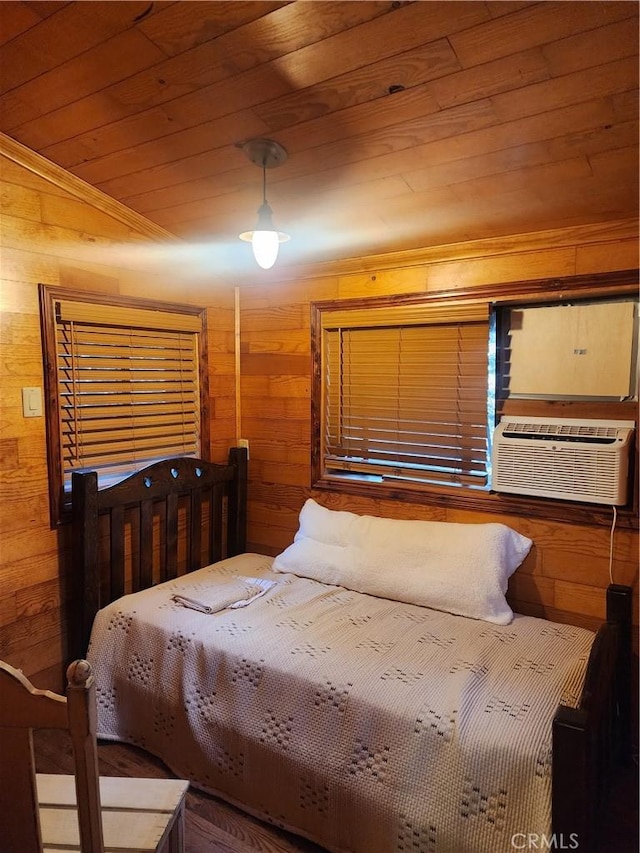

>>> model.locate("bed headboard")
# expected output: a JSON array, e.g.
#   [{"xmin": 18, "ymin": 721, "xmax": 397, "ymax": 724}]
[{"xmin": 70, "ymin": 446, "xmax": 248, "ymax": 659}]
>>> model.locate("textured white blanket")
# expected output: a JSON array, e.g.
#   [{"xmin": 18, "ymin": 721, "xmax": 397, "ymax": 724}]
[{"xmin": 88, "ymin": 554, "xmax": 594, "ymax": 853}]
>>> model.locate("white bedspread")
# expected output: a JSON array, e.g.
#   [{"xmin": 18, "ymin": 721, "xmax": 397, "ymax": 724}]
[{"xmin": 87, "ymin": 553, "xmax": 594, "ymax": 853}]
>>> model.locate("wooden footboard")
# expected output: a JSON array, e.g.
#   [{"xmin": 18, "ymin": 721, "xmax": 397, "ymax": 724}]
[
  {"xmin": 70, "ymin": 447, "xmax": 248, "ymax": 660},
  {"xmin": 552, "ymin": 583, "xmax": 633, "ymax": 852}
]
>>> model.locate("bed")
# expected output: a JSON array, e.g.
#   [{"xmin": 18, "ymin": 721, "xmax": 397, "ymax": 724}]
[{"xmin": 71, "ymin": 448, "xmax": 632, "ymax": 853}]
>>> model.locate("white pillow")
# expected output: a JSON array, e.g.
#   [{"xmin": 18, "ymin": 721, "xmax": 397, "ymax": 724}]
[{"xmin": 272, "ymin": 499, "xmax": 532, "ymax": 625}]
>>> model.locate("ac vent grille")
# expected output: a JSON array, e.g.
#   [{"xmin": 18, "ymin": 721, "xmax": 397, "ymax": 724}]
[{"xmin": 501, "ymin": 420, "xmax": 620, "ymax": 442}]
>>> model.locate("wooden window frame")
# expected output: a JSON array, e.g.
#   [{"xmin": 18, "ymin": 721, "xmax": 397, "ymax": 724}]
[
  {"xmin": 40, "ymin": 285, "xmax": 210, "ymax": 527},
  {"xmin": 311, "ymin": 269, "xmax": 638, "ymax": 529}
]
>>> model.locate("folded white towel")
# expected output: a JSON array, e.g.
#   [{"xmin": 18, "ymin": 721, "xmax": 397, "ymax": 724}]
[
  {"xmin": 228, "ymin": 577, "xmax": 276, "ymax": 608},
  {"xmin": 172, "ymin": 576, "xmax": 276, "ymax": 614}
]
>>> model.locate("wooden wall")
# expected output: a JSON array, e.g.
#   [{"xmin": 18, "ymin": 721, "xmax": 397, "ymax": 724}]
[
  {"xmin": 0, "ymin": 150, "xmax": 236, "ymax": 689},
  {"xmin": 239, "ymin": 219, "xmax": 639, "ymax": 641}
]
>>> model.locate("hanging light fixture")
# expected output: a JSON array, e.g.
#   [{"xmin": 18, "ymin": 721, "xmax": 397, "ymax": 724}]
[{"xmin": 238, "ymin": 138, "xmax": 290, "ymax": 269}]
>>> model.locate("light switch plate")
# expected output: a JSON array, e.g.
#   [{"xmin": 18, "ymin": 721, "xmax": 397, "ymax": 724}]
[{"xmin": 22, "ymin": 386, "xmax": 43, "ymax": 417}]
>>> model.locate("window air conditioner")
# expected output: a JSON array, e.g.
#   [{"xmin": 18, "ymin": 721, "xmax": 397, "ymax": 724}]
[{"xmin": 492, "ymin": 417, "xmax": 635, "ymax": 505}]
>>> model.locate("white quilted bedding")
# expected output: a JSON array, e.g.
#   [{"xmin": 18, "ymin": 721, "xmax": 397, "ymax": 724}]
[{"xmin": 87, "ymin": 553, "xmax": 594, "ymax": 853}]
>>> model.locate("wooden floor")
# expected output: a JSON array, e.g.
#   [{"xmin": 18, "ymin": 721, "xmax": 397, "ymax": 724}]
[{"xmin": 34, "ymin": 730, "xmax": 637, "ymax": 853}]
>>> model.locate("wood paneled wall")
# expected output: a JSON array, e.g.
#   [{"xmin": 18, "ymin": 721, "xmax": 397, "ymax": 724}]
[
  {"xmin": 0, "ymin": 152, "xmax": 236, "ymax": 689},
  {"xmin": 239, "ymin": 220, "xmax": 639, "ymax": 641}
]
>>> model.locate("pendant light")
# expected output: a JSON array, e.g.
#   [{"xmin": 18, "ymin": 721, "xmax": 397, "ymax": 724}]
[{"xmin": 238, "ymin": 138, "xmax": 290, "ymax": 269}]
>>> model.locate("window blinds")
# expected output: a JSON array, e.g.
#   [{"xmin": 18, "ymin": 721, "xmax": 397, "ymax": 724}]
[
  {"xmin": 55, "ymin": 299, "xmax": 201, "ymax": 490},
  {"xmin": 322, "ymin": 302, "xmax": 490, "ymax": 489}
]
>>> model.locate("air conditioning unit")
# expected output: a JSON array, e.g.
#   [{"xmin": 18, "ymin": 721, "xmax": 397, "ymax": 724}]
[{"xmin": 492, "ymin": 417, "xmax": 635, "ymax": 505}]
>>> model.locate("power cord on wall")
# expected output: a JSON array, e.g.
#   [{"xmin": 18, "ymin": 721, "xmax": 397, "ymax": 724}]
[{"xmin": 608, "ymin": 505, "xmax": 617, "ymax": 586}]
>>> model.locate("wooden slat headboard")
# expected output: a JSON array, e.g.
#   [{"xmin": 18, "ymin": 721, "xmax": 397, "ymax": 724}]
[{"xmin": 70, "ymin": 447, "xmax": 248, "ymax": 660}]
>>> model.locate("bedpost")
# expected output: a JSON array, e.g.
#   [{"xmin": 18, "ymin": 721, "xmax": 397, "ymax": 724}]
[
  {"xmin": 552, "ymin": 582, "xmax": 633, "ymax": 852},
  {"xmin": 227, "ymin": 446, "xmax": 247, "ymax": 555},
  {"xmin": 606, "ymin": 584, "xmax": 633, "ymax": 763},
  {"xmin": 71, "ymin": 471, "xmax": 99, "ymax": 660},
  {"xmin": 552, "ymin": 704, "xmax": 592, "ymax": 851}
]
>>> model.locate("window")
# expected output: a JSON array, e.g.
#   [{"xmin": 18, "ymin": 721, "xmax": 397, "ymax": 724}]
[
  {"xmin": 40, "ymin": 286, "xmax": 208, "ymax": 526},
  {"xmin": 311, "ymin": 271, "xmax": 638, "ymax": 525},
  {"xmin": 317, "ymin": 299, "xmax": 492, "ymax": 492}
]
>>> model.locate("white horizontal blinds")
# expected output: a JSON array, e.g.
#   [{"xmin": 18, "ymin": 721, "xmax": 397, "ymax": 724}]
[
  {"xmin": 56, "ymin": 299, "xmax": 201, "ymax": 490},
  {"xmin": 324, "ymin": 302, "xmax": 490, "ymax": 488}
]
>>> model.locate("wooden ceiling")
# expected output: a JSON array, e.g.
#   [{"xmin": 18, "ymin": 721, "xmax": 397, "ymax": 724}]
[{"xmin": 1, "ymin": 1, "xmax": 638, "ymax": 274}]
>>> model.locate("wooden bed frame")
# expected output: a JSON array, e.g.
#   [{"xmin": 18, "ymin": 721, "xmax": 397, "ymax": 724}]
[
  {"xmin": 70, "ymin": 447, "xmax": 632, "ymax": 853},
  {"xmin": 70, "ymin": 447, "xmax": 247, "ymax": 661}
]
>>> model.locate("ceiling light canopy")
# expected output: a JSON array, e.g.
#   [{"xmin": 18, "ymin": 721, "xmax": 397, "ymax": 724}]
[{"xmin": 238, "ymin": 138, "xmax": 290, "ymax": 270}]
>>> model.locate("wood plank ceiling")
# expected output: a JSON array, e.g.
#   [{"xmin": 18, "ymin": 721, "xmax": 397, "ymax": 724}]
[{"xmin": 1, "ymin": 1, "xmax": 638, "ymax": 275}]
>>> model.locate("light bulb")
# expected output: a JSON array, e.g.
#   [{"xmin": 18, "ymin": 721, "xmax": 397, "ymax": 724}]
[
  {"xmin": 251, "ymin": 230, "xmax": 280, "ymax": 269},
  {"xmin": 239, "ymin": 176, "xmax": 290, "ymax": 269}
]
